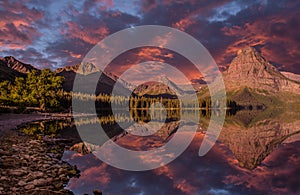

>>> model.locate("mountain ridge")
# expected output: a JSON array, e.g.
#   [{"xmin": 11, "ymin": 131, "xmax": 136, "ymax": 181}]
[
  {"xmin": 1, "ymin": 46, "xmax": 300, "ymax": 100},
  {"xmin": 0, "ymin": 56, "xmax": 38, "ymax": 82}
]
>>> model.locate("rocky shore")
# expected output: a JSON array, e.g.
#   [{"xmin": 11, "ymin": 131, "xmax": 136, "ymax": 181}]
[{"xmin": 0, "ymin": 115, "xmax": 79, "ymax": 194}]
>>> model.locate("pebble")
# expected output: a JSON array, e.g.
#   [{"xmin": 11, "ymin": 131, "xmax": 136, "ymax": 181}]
[
  {"xmin": 18, "ymin": 180, "xmax": 26, "ymax": 186},
  {"xmin": 33, "ymin": 178, "xmax": 48, "ymax": 186},
  {"xmin": 0, "ymin": 121, "xmax": 79, "ymax": 194},
  {"xmin": 9, "ymin": 169, "xmax": 27, "ymax": 177},
  {"xmin": 27, "ymin": 171, "xmax": 44, "ymax": 180},
  {"xmin": 24, "ymin": 184, "xmax": 35, "ymax": 190}
]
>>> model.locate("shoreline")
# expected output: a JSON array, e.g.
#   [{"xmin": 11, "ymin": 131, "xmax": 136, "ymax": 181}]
[
  {"xmin": 0, "ymin": 113, "xmax": 72, "ymax": 135},
  {"xmin": 0, "ymin": 113, "xmax": 79, "ymax": 194}
]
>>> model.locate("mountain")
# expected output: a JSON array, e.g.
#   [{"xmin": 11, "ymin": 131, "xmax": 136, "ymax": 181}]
[
  {"xmin": 223, "ymin": 46, "xmax": 300, "ymax": 93},
  {"xmin": 55, "ymin": 62, "xmax": 132, "ymax": 95},
  {"xmin": 55, "ymin": 62, "xmax": 98, "ymax": 92},
  {"xmin": 132, "ymin": 76, "xmax": 194, "ymax": 98},
  {"xmin": 2, "ymin": 47, "xmax": 300, "ymax": 107},
  {"xmin": 56, "ymin": 62, "xmax": 99, "ymax": 76},
  {"xmin": 133, "ymin": 81, "xmax": 176, "ymax": 97},
  {"xmin": 57, "ymin": 65, "xmax": 191, "ymax": 97},
  {"xmin": 160, "ymin": 76, "xmax": 196, "ymax": 95},
  {"xmin": 160, "ymin": 76, "xmax": 185, "ymax": 95},
  {"xmin": 133, "ymin": 47, "xmax": 300, "ymax": 101},
  {"xmin": 216, "ymin": 46, "xmax": 300, "ymax": 107},
  {"xmin": 281, "ymin": 71, "xmax": 300, "ymax": 83},
  {"xmin": 0, "ymin": 56, "xmax": 38, "ymax": 82}
]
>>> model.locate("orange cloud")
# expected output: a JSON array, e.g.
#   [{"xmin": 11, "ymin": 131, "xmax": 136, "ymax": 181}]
[
  {"xmin": 172, "ymin": 8, "xmax": 202, "ymax": 32},
  {"xmin": 64, "ymin": 21, "xmax": 109, "ymax": 45},
  {"xmin": 63, "ymin": 50, "xmax": 82, "ymax": 59},
  {"xmin": 221, "ymin": 14, "xmax": 300, "ymax": 72},
  {"xmin": 137, "ymin": 47, "xmax": 174, "ymax": 61}
]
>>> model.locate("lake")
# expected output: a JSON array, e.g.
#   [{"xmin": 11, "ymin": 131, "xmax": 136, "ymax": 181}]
[{"xmin": 20, "ymin": 109, "xmax": 300, "ymax": 194}]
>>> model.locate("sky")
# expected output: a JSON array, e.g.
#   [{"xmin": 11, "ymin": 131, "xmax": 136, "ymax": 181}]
[{"xmin": 1, "ymin": 0, "xmax": 300, "ymax": 81}]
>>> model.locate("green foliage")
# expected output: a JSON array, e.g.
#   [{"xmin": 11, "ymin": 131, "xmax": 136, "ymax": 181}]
[
  {"xmin": 0, "ymin": 80, "xmax": 14, "ymax": 105},
  {"xmin": 30, "ymin": 69, "xmax": 64, "ymax": 110},
  {"xmin": 0, "ymin": 69, "xmax": 66, "ymax": 111}
]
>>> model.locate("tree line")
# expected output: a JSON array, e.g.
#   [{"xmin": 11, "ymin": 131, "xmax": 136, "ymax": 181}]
[
  {"xmin": 0, "ymin": 69, "xmax": 240, "ymax": 113},
  {"xmin": 0, "ymin": 69, "xmax": 70, "ymax": 112}
]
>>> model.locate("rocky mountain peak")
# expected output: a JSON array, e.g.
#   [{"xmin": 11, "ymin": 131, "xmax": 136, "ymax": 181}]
[
  {"xmin": 55, "ymin": 62, "xmax": 99, "ymax": 75},
  {"xmin": 236, "ymin": 46, "xmax": 256, "ymax": 55},
  {"xmin": 160, "ymin": 75, "xmax": 186, "ymax": 95},
  {"xmin": 224, "ymin": 46, "xmax": 300, "ymax": 93},
  {"xmin": 76, "ymin": 62, "xmax": 99, "ymax": 75},
  {"xmin": 226, "ymin": 46, "xmax": 283, "ymax": 79},
  {"xmin": 133, "ymin": 81, "xmax": 176, "ymax": 96},
  {"xmin": 0, "ymin": 56, "xmax": 37, "ymax": 74}
]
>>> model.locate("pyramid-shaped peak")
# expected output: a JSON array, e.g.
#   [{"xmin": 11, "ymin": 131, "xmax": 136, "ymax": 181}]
[
  {"xmin": 226, "ymin": 45, "xmax": 285, "ymax": 80},
  {"xmin": 223, "ymin": 45, "xmax": 295, "ymax": 92},
  {"xmin": 236, "ymin": 46, "xmax": 257, "ymax": 55}
]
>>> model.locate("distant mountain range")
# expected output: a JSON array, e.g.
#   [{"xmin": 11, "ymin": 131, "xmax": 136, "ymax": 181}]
[
  {"xmin": 55, "ymin": 62, "xmax": 133, "ymax": 95},
  {"xmin": 1, "ymin": 46, "xmax": 300, "ymax": 106}
]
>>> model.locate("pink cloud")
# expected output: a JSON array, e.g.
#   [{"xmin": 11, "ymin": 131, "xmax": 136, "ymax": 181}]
[
  {"xmin": 221, "ymin": 13, "xmax": 300, "ymax": 72},
  {"xmin": 64, "ymin": 21, "xmax": 109, "ymax": 45},
  {"xmin": 0, "ymin": 0, "xmax": 43, "ymax": 50}
]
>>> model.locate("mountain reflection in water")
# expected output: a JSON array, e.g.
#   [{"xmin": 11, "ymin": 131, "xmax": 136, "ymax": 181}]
[{"xmin": 59, "ymin": 108, "xmax": 300, "ymax": 194}]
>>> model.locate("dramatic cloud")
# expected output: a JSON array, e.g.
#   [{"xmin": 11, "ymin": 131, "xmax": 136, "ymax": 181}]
[
  {"xmin": 0, "ymin": 0, "xmax": 43, "ymax": 50},
  {"xmin": 1, "ymin": 0, "xmax": 299, "ymax": 74},
  {"xmin": 220, "ymin": 1, "xmax": 300, "ymax": 71}
]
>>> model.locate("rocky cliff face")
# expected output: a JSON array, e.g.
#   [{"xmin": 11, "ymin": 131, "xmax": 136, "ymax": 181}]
[{"xmin": 224, "ymin": 46, "xmax": 300, "ymax": 93}]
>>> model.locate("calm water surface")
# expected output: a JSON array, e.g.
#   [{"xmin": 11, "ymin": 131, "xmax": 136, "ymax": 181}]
[{"xmin": 59, "ymin": 110, "xmax": 300, "ymax": 194}]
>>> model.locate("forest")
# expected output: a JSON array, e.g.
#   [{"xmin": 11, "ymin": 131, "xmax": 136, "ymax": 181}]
[{"xmin": 0, "ymin": 70, "xmax": 239, "ymax": 113}]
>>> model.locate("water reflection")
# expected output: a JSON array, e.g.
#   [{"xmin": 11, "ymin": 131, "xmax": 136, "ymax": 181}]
[
  {"xmin": 218, "ymin": 109, "xmax": 300, "ymax": 169},
  {"xmin": 21, "ymin": 108, "xmax": 300, "ymax": 194},
  {"xmin": 63, "ymin": 133, "xmax": 300, "ymax": 194},
  {"xmin": 20, "ymin": 119, "xmax": 72, "ymax": 136}
]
